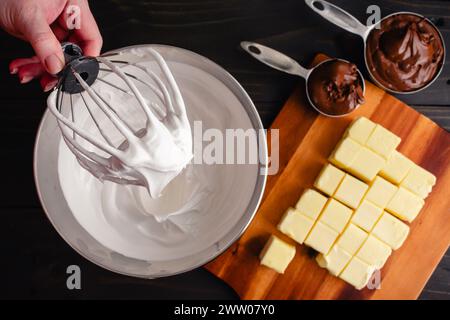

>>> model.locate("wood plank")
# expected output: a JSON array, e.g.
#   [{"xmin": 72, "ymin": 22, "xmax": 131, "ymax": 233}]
[{"xmin": 205, "ymin": 54, "xmax": 450, "ymax": 299}]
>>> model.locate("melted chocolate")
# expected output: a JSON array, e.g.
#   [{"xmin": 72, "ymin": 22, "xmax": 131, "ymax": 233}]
[
  {"xmin": 308, "ymin": 60, "xmax": 365, "ymax": 116},
  {"xmin": 366, "ymin": 14, "xmax": 444, "ymax": 92}
]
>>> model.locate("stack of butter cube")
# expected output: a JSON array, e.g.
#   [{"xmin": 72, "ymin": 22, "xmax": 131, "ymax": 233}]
[{"xmin": 259, "ymin": 117, "xmax": 436, "ymax": 290}]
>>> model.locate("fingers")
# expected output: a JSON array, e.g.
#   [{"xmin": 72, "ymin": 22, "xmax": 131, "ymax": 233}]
[
  {"xmin": 9, "ymin": 21, "xmax": 69, "ymax": 81},
  {"xmin": 18, "ymin": 8, "xmax": 65, "ymax": 74},
  {"xmin": 72, "ymin": 0, "xmax": 103, "ymax": 56},
  {"xmin": 10, "ymin": 57, "xmax": 45, "ymax": 85},
  {"xmin": 51, "ymin": 23, "xmax": 69, "ymax": 42},
  {"xmin": 40, "ymin": 73, "xmax": 59, "ymax": 92},
  {"xmin": 10, "ymin": 57, "xmax": 57, "ymax": 91},
  {"xmin": 17, "ymin": 62, "xmax": 44, "ymax": 84},
  {"xmin": 10, "ymin": 58, "xmax": 57, "ymax": 91},
  {"xmin": 55, "ymin": 0, "xmax": 102, "ymax": 56},
  {"xmin": 10, "ymin": 0, "xmax": 102, "ymax": 91},
  {"xmin": 9, "ymin": 57, "xmax": 40, "ymax": 74}
]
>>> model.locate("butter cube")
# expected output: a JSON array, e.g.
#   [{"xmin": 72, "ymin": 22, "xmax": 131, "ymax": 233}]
[
  {"xmin": 347, "ymin": 147, "xmax": 386, "ymax": 182},
  {"xmin": 366, "ymin": 124, "xmax": 401, "ymax": 159},
  {"xmin": 401, "ymin": 164, "xmax": 436, "ymax": 199},
  {"xmin": 335, "ymin": 223, "xmax": 368, "ymax": 255},
  {"xmin": 259, "ymin": 235, "xmax": 296, "ymax": 274},
  {"xmin": 316, "ymin": 245, "xmax": 352, "ymax": 276},
  {"xmin": 340, "ymin": 257, "xmax": 376, "ymax": 290},
  {"xmin": 295, "ymin": 189, "xmax": 328, "ymax": 220},
  {"xmin": 329, "ymin": 137, "xmax": 362, "ymax": 169},
  {"xmin": 355, "ymin": 235, "xmax": 392, "ymax": 269},
  {"xmin": 351, "ymin": 200, "xmax": 384, "ymax": 232},
  {"xmin": 334, "ymin": 174, "xmax": 369, "ymax": 209},
  {"xmin": 277, "ymin": 208, "xmax": 314, "ymax": 244},
  {"xmin": 372, "ymin": 212, "xmax": 410, "ymax": 250},
  {"xmin": 305, "ymin": 222, "xmax": 339, "ymax": 254},
  {"xmin": 365, "ymin": 176, "xmax": 398, "ymax": 209},
  {"xmin": 386, "ymin": 187, "xmax": 425, "ymax": 222},
  {"xmin": 319, "ymin": 199, "xmax": 353, "ymax": 233},
  {"xmin": 314, "ymin": 163, "xmax": 345, "ymax": 196},
  {"xmin": 345, "ymin": 117, "xmax": 376, "ymax": 144},
  {"xmin": 380, "ymin": 151, "xmax": 414, "ymax": 184}
]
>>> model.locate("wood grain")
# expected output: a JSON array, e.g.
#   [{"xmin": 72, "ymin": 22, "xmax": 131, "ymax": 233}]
[{"xmin": 205, "ymin": 54, "xmax": 450, "ymax": 300}]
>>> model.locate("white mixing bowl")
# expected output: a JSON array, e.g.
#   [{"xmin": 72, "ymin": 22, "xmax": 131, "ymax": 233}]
[{"xmin": 34, "ymin": 45, "xmax": 267, "ymax": 278}]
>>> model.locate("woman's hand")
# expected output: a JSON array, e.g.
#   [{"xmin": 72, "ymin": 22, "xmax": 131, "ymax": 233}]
[{"xmin": 0, "ymin": 0, "xmax": 102, "ymax": 91}]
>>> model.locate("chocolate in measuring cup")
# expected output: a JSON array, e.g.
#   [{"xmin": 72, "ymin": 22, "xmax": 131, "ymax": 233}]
[
  {"xmin": 305, "ymin": 0, "xmax": 446, "ymax": 94},
  {"xmin": 241, "ymin": 41, "xmax": 365, "ymax": 117}
]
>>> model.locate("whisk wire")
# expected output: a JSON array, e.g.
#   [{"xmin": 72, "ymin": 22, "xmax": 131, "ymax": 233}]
[
  {"xmin": 48, "ymin": 44, "xmax": 193, "ymax": 190},
  {"xmin": 73, "ymin": 71, "xmax": 137, "ymax": 143},
  {"xmin": 79, "ymin": 92, "xmax": 116, "ymax": 147},
  {"xmin": 97, "ymin": 57, "xmax": 159, "ymax": 130}
]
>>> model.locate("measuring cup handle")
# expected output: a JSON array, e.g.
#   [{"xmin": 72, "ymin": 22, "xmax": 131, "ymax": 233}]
[
  {"xmin": 240, "ymin": 42, "xmax": 310, "ymax": 78},
  {"xmin": 305, "ymin": 0, "xmax": 369, "ymax": 38}
]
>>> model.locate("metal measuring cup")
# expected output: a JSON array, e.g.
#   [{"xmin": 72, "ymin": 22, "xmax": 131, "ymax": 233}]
[
  {"xmin": 305, "ymin": 0, "xmax": 446, "ymax": 94},
  {"xmin": 241, "ymin": 41, "xmax": 365, "ymax": 117}
]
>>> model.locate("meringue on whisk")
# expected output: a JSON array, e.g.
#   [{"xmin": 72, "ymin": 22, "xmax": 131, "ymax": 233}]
[{"xmin": 47, "ymin": 43, "xmax": 193, "ymax": 198}]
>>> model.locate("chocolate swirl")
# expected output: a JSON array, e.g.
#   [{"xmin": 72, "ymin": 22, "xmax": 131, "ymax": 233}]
[
  {"xmin": 308, "ymin": 60, "xmax": 365, "ymax": 116},
  {"xmin": 366, "ymin": 14, "xmax": 444, "ymax": 92}
]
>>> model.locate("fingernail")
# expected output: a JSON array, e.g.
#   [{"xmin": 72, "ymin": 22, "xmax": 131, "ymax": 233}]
[
  {"xmin": 43, "ymin": 79, "xmax": 58, "ymax": 92},
  {"xmin": 44, "ymin": 54, "xmax": 64, "ymax": 75},
  {"xmin": 10, "ymin": 68, "xmax": 18, "ymax": 75},
  {"xmin": 20, "ymin": 75, "xmax": 33, "ymax": 84}
]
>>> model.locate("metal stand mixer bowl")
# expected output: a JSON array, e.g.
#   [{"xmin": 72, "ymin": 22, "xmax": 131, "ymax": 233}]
[{"xmin": 34, "ymin": 44, "xmax": 267, "ymax": 278}]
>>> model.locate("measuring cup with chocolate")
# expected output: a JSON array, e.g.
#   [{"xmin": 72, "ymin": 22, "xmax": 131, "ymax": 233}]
[
  {"xmin": 241, "ymin": 42, "xmax": 365, "ymax": 117},
  {"xmin": 305, "ymin": 0, "xmax": 446, "ymax": 94}
]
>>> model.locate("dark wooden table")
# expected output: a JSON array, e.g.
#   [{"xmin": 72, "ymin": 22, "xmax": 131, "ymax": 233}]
[{"xmin": 0, "ymin": 0, "xmax": 448, "ymax": 300}]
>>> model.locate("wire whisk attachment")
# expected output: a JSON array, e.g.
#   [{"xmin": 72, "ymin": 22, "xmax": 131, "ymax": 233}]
[{"xmin": 47, "ymin": 43, "xmax": 193, "ymax": 197}]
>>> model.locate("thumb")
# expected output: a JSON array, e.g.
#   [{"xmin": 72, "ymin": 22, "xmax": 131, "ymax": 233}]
[{"xmin": 19, "ymin": 10, "xmax": 65, "ymax": 75}]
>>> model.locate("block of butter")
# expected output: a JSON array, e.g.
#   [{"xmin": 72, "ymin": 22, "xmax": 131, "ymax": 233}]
[
  {"xmin": 259, "ymin": 235, "xmax": 296, "ymax": 274},
  {"xmin": 365, "ymin": 124, "xmax": 401, "ymax": 159},
  {"xmin": 355, "ymin": 235, "xmax": 392, "ymax": 269},
  {"xmin": 277, "ymin": 208, "xmax": 314, "ymax": 244},
  {"xmin": 340, "ymin": 257, "xmax": 376, "ymax": 290},
  {"xmin": 347, "ymin": 147, "xmax": 386, "ymax": 182},
  {"xmin": 295, "ymin": 189, "xmax": 328, "ymax": 220},
  {"xmin": 316, "ymin": 245, "xmax": 352, "ymax": 276},
  {"xmin": 329, "ymin": 137, "xmax": 362, "ymax": 169},
  {"xmin": 351, "ymin": 200, "xmax": 384, "ymax": 232},
  {"xmin": 365, "ymin": 176, "xmax": 398, "ymax": 209},
  {"xmin": 314, "ymin": 163, "xmax": 345, "ymax": 196},
  {"xmin": 344, "ymin": 117, "xmax": 376, "ymax": 145},
  {"xmin": 319, "ymin": 199, "xmax": 353, "ymax": 233},
  {"xmin": 401, "ymin": 164, "xmax": 436, "ymax": 199},
  {"xmin": 386, "ymin": 187, "xmax": 425, "ymax": 222},
  {"xmin": 372, "ymin": 212, "xmax": 409, "ymax": 250},
  {"xmin": 305, "ymin": 222, "xmax": 339, "ymax": 254},
  {"xmin": 334, "ymin": 174, "xmax": 369, "ymax": 209},
  {"xmin": 335, "ymin": 223, "xmax": 368, "ymax": 255},
  {"xmin": 380, "ymin": 150, "xmax": 414, "ymax": 185}
]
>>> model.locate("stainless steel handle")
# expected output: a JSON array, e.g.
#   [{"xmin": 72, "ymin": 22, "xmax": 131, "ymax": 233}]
[
  {"xmin": 240, "ymin": 42, "xmax": 309, "ymax": 79},
  {"xmin": 305, "ymin": 0, "xmax": 370, "ymax": 39}
]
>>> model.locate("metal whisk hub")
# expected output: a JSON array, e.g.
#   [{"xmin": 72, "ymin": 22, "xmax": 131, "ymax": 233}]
[{"xmin": 59, "ymin": 43, "xmax": 99, "ymax": 95}]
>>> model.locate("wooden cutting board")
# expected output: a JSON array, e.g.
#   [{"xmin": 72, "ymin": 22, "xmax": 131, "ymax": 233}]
[{"xmin": 205, "ymin": 54, "xmax": 450, "ymax": 300}]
